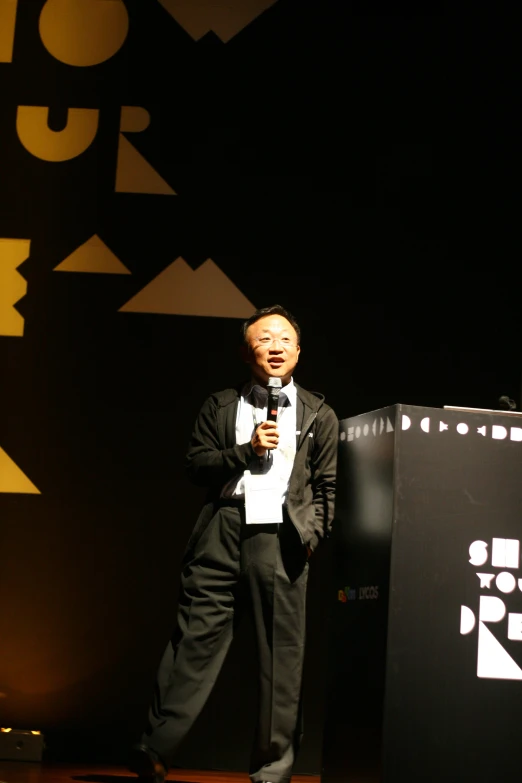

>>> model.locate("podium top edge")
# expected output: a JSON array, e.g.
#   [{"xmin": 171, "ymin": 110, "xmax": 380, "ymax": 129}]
[
  {"xmin": 443, "ymin": 405, "xmax": 522, "ymax": 417},
  {"xmin": 338, "ymin": 403, "xmax": 402, "ymax": 422},
  {"xmin": 338, "ymin": 403, "xmax": 522, "ymax": 423}
]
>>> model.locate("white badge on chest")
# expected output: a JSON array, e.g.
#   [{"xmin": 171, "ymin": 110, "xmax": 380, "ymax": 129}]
[{"xmin": 243, "ymin": 469, "xmax": 283, "ymax": 524}]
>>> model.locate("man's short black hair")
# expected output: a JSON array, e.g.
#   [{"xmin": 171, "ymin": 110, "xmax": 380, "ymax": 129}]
[{"xmin": 241, "ymin": 304, "xmax": 301, "ymax": 345}]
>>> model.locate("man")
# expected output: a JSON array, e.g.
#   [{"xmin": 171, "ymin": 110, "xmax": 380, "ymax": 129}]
[{"xmin": 130, "ymin": 304, "xmax": 338, "ymax": 783}]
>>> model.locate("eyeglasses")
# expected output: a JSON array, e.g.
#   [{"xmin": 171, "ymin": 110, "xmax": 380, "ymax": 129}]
[{"xmin": 253, "ymin": 337, "xmax": 297, "ymax": 348}]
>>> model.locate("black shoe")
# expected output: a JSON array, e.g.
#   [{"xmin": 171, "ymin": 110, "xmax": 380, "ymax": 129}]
[{"xmin": 128, "ymin": 743, "xmax": 166, "ymax": 783}]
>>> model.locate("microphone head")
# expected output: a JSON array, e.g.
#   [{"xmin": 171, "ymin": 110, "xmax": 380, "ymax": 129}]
[{"xmin": 267, "ymin": 377, "xmax": 282, "ymax": 391}]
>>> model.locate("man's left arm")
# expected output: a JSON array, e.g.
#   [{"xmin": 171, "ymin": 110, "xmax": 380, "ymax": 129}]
[{"xmin": 308, "ymin": 406, "xmax": 339, "ymax": 553}]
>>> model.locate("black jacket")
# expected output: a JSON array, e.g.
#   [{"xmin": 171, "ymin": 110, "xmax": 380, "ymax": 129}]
[{"xmin": 185, "ymin": 382, "xmax": 338, "ymax": 552}]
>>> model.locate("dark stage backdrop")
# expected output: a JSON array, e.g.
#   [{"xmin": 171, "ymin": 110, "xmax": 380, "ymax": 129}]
[{"xmin": 1, "ymin": 0, "xmax": 521, "ymax": 774}]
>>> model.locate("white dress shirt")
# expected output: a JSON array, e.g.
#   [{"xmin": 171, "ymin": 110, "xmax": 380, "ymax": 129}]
[{"xmin": 221, "ymin": 378, "xmax": 298, "ymax": 503}]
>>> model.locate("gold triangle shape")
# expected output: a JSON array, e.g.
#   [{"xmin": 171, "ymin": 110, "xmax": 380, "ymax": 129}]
[
  {"xmin": 158, "ymin": 0, "xmax": 278, "ymax": 43},
  {"xmin": 54, "ymin": 234, "xmax": 131, "ymax": 274},
  {"xmin": 115, "ymin": 135, "xmax": 176, "ymax": 195},
  {"xmin": 0, "ymin": 446, "xmax": 40, "ymax": 494},
  {"xmin": 119, "ymin": 257, "xmax": 255, "ymax": 318}
]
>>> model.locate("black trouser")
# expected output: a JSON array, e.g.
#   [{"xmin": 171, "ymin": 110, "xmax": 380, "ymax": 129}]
[{"xmin": 141, "ymin": 502, "xmax": 309, "ymax": 783}]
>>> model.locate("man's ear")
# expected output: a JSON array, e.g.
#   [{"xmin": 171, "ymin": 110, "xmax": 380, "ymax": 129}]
[{"xmin": 239, "ymin": 344, "xmax": 250, "ymax": 363}]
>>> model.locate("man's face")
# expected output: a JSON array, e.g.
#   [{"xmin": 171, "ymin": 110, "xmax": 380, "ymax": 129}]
[{"xmin": 243, "ymin": 314, "xmax": 300, "ymax": 386}]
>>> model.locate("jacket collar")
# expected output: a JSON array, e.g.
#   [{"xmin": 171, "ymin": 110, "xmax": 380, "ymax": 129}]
[{"xmin": 295, "ymin": 384, "xmax": 324, "ymax": 450}]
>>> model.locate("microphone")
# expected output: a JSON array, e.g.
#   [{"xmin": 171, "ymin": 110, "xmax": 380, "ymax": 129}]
[
  {"xmin": 266, "ymin": 377, "xmax": 282, "ymax": 422},
  {"xmin": 499, "ymin": 395, "xmax": 517, "ymax": 411}
]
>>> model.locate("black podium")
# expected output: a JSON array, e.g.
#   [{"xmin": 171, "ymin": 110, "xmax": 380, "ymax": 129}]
[{"xmin": 321, "ymin": 404, "xmax": 522, "ymax": 783}]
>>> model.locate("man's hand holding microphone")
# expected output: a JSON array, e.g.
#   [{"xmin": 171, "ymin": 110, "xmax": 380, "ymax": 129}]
[{"xmin": 251, "ymin": 377, "xmax": 281, "ymax": 457}]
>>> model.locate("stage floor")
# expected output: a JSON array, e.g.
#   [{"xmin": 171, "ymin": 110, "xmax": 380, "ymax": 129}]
[{"xmin": 0, "ymin": 764, "xmax": 320, "ymax": 783}]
